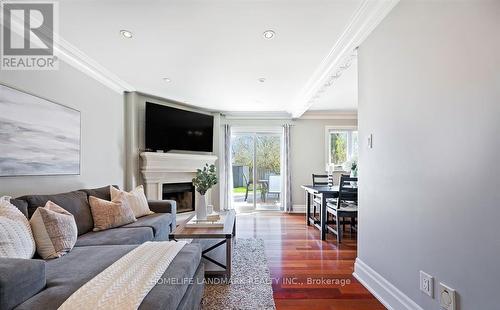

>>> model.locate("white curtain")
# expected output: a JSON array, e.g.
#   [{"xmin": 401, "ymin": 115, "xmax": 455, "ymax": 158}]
[
  {"xmin": 222, "ymin": 124, "xmax": 233, "ymax": 210},
  {"xmin": 282, "ymin": 124, "xmax": 292, "ymax": 212}
]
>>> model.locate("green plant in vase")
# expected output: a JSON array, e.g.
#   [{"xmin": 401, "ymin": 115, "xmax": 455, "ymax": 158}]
[{"xmin": 192, "ymin": 164, "xmax": 218, "ymax": 219}]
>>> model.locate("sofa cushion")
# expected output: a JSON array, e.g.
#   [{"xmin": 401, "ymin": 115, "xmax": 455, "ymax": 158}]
[
  {"xmin": 14, "ymin": 245, "xmax": 133, "ymax": 310},
  {"xmin": 15, "ymin": 243, "xmax": 202, "ymax": 310},
  {"xmin": 20, "ymin": 191, "xmax": 93, "ymax": 236},
  {"xmin": 78, "ymin": 185, "xmax": 119, "ymax": 201},
  {"xmin": 0, "ymin": 258, "xmax": 46, "ymax": 310},
  {"xmin": 75, "ymin": 227, "xmax": 153, "ymax": 247},
  {"xmin": 169, "ymin": 263, "xmax": 204, "ymax": 310},
  {"xmin": 122, "ymin": 213, "xmax": 173, "ymax": 241},
  {"xmin": 139, "ymin": 243, "xmax": 202, "ymax": 310}
]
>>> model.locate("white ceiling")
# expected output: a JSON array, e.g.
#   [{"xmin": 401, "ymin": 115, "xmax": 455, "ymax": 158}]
[{"xmin": 55, "ymin": 0, "xmax": 397, "ymax": 115}]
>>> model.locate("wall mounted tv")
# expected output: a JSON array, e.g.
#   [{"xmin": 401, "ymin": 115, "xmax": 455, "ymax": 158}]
[{"xmin": 145, "ymin": 102, "xmax": 214, "ymax": 153}]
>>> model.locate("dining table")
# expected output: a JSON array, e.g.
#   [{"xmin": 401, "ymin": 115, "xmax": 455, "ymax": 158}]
[{"xmin": 301, "ymin": 185, "xmax": 340, "ymax": 240}]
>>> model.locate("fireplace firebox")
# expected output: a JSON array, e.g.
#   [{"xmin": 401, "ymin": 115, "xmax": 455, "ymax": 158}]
[{"xmin": 162, "ymin": 182, "xmax": 195, "ymax": 213}]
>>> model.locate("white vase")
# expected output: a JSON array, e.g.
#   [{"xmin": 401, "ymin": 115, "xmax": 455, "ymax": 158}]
[{"xmin": 196, "ymin": 194, "xmax": 208, "ymax": 220}]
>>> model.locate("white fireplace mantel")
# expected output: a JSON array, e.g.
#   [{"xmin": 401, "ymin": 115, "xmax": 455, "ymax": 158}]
[{"xmin": 140, "ymin": 152, "xmax": 218, "ymax": 201}]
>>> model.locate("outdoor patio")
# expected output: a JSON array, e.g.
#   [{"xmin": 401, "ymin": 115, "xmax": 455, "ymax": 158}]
[{"xmin": 233, "ymin": 187, "xmax": 281, "ymax": 212}]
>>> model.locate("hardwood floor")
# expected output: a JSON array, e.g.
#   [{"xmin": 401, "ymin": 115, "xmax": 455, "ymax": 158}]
[{"xmin": 235, "ymin": 212, "xmax": 385, "ymax": 310}]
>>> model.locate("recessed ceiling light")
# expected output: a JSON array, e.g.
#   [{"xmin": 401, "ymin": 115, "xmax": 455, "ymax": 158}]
[
  {"xmin": 163, "ymin": 77, "xmax": 171, "ymax": 82},
  {"xmin": 262, "ymin": 30, "xmax": 275, "ymax": 40},
  {"xmin": 258, "ymin": 78, "xmax": 266, "ymax": 83},
  {"xmin": 120, "ymin": 30, "xmax": 133, "ymax": 39}
]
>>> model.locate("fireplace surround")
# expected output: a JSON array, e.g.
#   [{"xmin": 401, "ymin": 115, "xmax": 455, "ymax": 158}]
[
  {"xmin": 163, "ymin": 182, "xmax": 195, "ymax": 213},
  {"xmin": 140, "ymin": 152, "xmax": 218, "ymax": 213}
]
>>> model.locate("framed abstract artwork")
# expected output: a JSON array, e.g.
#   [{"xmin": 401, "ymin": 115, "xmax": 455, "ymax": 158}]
[{"xmin": 0, "ymin": 84, "xmax": 81, "ymax": 176}]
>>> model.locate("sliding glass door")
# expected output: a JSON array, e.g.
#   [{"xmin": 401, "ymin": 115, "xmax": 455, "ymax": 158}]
[
  {"xmin": 231, "ymin": 134, "xmax": 254, "ymax": 211},
  {"xmin": 255, "ymin": 134, "xmax": 281, "ymax": 210},
  {"xmin": 231, "ymin": 129, "xmax": 282, "ymax": 212}
]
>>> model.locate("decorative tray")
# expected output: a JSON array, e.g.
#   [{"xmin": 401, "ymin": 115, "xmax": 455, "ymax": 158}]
[{"xmin": 185, "ymin": 214, "xmax": 225, "ymax": 228}]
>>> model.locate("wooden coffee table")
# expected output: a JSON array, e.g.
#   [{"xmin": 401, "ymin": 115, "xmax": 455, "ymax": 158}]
[{"xmin": 169, "ymin": 210, "xmax": 236, "ymax": 279}]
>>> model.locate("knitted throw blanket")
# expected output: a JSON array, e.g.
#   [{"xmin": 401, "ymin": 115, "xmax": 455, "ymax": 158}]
[{"xmin": 58, "ymin": 241, "xmax": 187, "ymax": 310}]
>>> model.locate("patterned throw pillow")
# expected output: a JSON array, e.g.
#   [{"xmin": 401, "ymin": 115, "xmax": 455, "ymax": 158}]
[
  {"xmin": 30, "ymin": 201, "xmax": 78, "ymax": 259},
  {"xmin": 110, "ymin": 185, "xmax": 152, "ymax": 218},
  {"xmin": 0, "ymin": 196, "xmax": 36, "ymax": 259},
  {"xmin": 89, "ymin": 193, "xmax": 136, "ymax": 231}
]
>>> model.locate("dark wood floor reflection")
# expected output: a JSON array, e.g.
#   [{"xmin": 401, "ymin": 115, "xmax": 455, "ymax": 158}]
[{"xmin": 236, "ymin": 212, "xmax": 386, "ymax": 310}]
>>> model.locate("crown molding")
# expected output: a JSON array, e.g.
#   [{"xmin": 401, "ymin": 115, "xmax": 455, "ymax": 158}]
[
  {"xmin": 54, "ymin": 37, "xmax": 135, "ymax": 93},
  {"xmin": 5, "ymin": 12, "xmax": 134, "ymax": 93},
  {"xmin": 132, "ymin": 91, "xmax": 218, "ymax": 114},
  {"xmin": 300, "ymin": 111, "xmax": 357, "ymax": 120},
  {"xmin": 289, "ymin": 0, "xmax": 400, "ymax": 118},
  {"xmin": 222, "ymin": 111, "xmax": 292, "ymax": 120}
]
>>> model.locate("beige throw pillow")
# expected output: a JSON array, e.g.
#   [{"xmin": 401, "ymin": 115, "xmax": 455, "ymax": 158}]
[
  {"xmin": 0, "ymin": 196, "xmax": 36, "ymax": 259},
  {"xmin": 89, "ymin": 194, "xmax": 136, "ymax": 231},
  {"xmin": 110, "ymin": 185, "xmax": 152, "ymax": 218},
  {"xmin": 30, "ymin": 201, "xmax": 78, "ymax": 259}
]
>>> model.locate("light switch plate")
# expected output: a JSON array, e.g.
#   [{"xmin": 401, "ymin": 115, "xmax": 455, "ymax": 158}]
[
  {"xmin": 367, "ymin": 134, "xmax": 373, "ymax": 148},
  {"xmin": 419, "ymin": 271, "xmax": 433, "ymax": 298},
  {"xmin": 439, "ymin": 282, "xmax": 456, "ymax": 310}
]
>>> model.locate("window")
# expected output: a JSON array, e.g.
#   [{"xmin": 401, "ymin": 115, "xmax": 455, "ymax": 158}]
[{"xmin": 326, "ymin": 127, "xmax": 358, "ymax": 168}]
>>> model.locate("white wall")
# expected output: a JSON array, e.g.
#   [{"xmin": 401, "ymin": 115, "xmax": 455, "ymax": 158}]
[
  {"xmin": 124, "ymin": 92, "xmax": 221, "ymax": 206},
  {"xmin": 0, "ymin": 62, "xmax": 125, "ymax": 197},
  {"xmin": 357, "ymin": 1, "xmax": 500, "ymax": 309},
  {"xmin": 291, "ymin": 118, "xmax": 357, "ymax": 208}
]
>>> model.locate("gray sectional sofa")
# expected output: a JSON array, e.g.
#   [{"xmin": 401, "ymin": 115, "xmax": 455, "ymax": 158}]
[{"xmin": 0, "ymin": 186, "xmax": 204, "ymax": 310}]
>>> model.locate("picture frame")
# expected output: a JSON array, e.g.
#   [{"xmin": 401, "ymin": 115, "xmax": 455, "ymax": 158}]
[{"xmin": 0, "ymin": 83, "xmax": 81, "ymax": 176}]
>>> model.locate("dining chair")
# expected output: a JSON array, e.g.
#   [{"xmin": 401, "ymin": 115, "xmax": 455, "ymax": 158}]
[
  {"xmin": 312, "ymin": 174, "xmax": 329, "ymax": 186},
  {"xmin": 267, "ymin": 175, "xmax": 281, "ymax": 199},
  {"xmin": 312, "ymin": 173, "xmax": 336, "ymax": 203},
  {"xmin": 311, "ymin": 174, "xmax": 329, "ymax": 224},
  {"xmin": 326, "ymin": 175, "xmax": 358, "ymax": 244}
]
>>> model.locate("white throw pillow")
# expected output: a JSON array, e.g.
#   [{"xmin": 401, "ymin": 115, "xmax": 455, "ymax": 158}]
[
  {"xmin": 110, "ymin": 185, "xmax": 152, "ymax": 218},
  {"xmin": 0, "ymin": 196, "xmax": 36, "ymax": 259}
]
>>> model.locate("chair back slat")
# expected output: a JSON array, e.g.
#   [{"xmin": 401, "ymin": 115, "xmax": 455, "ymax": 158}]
[
  {"xmin": 338, "ymin": 174, "xmax": 358, "ymax": 204},
  {"xmin": 312, "ymin": 174, "xmax": 329, "ymax": 186}
]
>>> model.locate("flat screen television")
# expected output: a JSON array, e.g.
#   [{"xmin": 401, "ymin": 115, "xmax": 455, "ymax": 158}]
[{"xmin": 145, "ymin": 102, "xmax": 214, "ymax": 152}]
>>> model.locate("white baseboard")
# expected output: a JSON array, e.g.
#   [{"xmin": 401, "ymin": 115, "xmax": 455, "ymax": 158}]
[
  {"xmin": 290, "ymin": 204, "xmax": 306, "ymax": 213},
  {"xmin": 353, "ymin": 258, "xmax": 423, "ymax": 310}
]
